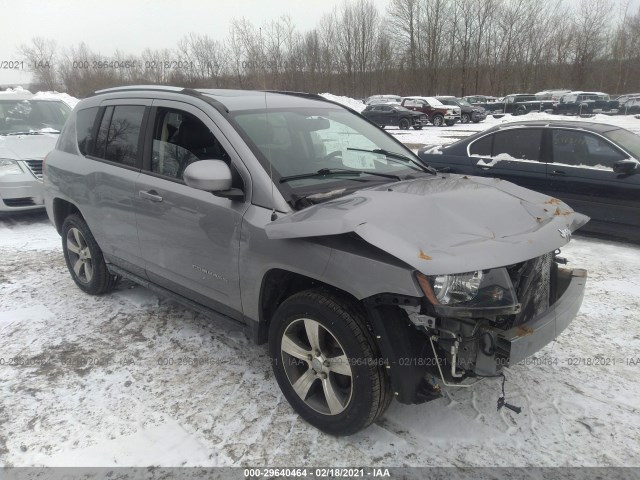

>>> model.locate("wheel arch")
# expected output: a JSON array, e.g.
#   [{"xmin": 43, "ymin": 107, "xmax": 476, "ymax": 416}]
[
  {"xmin": 255, "ymin": 268, "xmax": 362, "ymax": 345},
  {"xmin": 52, "ymin": 198, "xmax": 82, "ymax": 234}
]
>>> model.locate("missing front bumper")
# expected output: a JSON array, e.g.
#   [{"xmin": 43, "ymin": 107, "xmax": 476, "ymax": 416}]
[{"xmin": 472, "ymin": 268, "xmax": 587, "ymax": 375}]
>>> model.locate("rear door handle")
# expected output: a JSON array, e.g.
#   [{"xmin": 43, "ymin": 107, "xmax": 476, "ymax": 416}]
[
  {"xmin": 139, "ymin": 190, "xmax": 163, "ymax": 202},
  {"xmin": 551, "ymin": 170, "xmax": 567, "ymax": 176}
]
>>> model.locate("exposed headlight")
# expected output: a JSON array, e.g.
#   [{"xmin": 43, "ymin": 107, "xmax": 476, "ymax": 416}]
[
  {"xmin": 433, "ymin": 271, "xmax": 483, "ymax": 304},
  {"xmin": 0, "ymin": 159, "xmax": 23, "ymax": 177},
  {"xmin": 416, "ymin": 268, "xmax": 519, "ymax": 316}
]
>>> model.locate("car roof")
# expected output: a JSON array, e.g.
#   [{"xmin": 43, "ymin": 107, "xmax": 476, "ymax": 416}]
[
  {"xmin": 89, "ymin": 85, "xmax": 342, "ymax": 112},
  {"xmin": 0, "ymin": 92, "xmax": 60, "ymax": 101},
  {"xmin": 485, "ymin": 119, "xmax": 621, "ymax": 134},
  {"xmin": 403, "ymin": 96, "xmax": 441, "ymax": 103}
]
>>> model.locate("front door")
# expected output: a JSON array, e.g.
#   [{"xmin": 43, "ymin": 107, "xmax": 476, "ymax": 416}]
[
  {"xmin": 545, "ymin": 128, "xmax": 640, "ymax": 233},
  {"xmin": 134, "ymin": 100, "xmax": 249, "ymax": 318}
]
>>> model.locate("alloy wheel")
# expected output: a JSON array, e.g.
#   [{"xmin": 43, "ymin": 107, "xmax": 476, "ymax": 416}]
[
  {"xmin": 280, "ymin": 318, "xmax": 353, "ymax": 415},
  {"xmin": 66, "ymin": 227, "xmax": 93, "ymax": 283}
]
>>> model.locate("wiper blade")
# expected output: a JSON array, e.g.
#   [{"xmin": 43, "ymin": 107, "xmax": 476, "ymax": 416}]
[
  {"xmin": 347, "ymin": 147, "xmax": 436, "ymax": 174},
  {"xmin": 279, "ymin": 168, "xmax": 401, "ymax": 183}
]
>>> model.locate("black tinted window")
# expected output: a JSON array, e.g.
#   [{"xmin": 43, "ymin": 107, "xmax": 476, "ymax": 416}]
[
  {"xmin": 76, "ymin": 107, "xmax": 99, "ymax": 156},
  {"xmin": 95, "ymin": 106, "xmax": 144, "ymax": 167},
  {"xmin": 492, "ymin": 128, "xmax": 542, "ymax": 160},
  {"xmin": 552, "ymin": 130, "xmax": 625, "ymax": 168},
  {"xmin": 469, "ymin": 135, "xmax": 492, "ymax": 156},
  {"xmin": 94, "ymin": 107, "xmax": 113, "ymax": 159}
]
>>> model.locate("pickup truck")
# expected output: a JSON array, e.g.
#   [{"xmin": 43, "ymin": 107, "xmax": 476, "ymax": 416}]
[
  {"xmin": 486, "ymin": 94, "xmax": 555, "ymax": 115},
  {"xmin": 401, "ymin": 96, "xmax": 461, "ymax": 126}
]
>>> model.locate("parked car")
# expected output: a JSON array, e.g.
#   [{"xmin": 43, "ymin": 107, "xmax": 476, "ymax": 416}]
[
  {"xmin": 365, "ymin": 94, "xmax": 402, "ymax": 105},
  {"xmin": 361, "ymin": 104, "xmax": 427, "ymax": 129},
  {"xmin": 554, "ymin": 91, "xmax": 613, "ymax": 115},
  {"xmin": 45, "ymin": 86, "xmax": 588, "ymax": 435},
  {"xmin": 616, "ymin": 95, "xmax": 640, "ymax": 114},
  {"xmin": 401, "ymin": 96, "xmax": 460, "ymax": 126},
  {"xmin": 0, "ymin": 93, "xmax": 71, "ymax": 213},
  {"xmin": 436, "ymin": 96, "xmax": 486, "ymax": 124},
  {"xmin": 418, "ymin": 120, "xmax": 640, "ymax": 242}
]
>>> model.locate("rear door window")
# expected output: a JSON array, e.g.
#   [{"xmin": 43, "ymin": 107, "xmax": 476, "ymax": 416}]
[
  {"xmin": 92, "ymin": 106, "xmax": 145, "ymax": 167},
  {"xmin": 492, "ymin": 128, "xmax": 542, "ymax": 160}
]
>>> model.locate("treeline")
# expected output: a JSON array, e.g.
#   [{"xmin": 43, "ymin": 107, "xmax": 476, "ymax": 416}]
[{"xmin": 17, "ymin": 0, "xmax": 640, "ymax": 99}]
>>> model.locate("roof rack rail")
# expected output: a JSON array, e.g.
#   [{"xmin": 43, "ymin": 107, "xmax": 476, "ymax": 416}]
[{"xmin": 88, "ymin": 85, "xmax": 186, "ymax": 97}]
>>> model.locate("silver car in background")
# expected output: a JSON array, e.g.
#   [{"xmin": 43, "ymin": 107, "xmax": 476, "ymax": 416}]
[{"xmin": 0, "ymin": 93, "xmax": 71, "ymax": 212}]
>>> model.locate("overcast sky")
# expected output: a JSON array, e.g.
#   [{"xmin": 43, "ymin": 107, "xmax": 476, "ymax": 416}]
[
  {"xmin": 2, "ymin": 0, "xmax": 638, "ymax": 86},
  {"xmin": 0, "ymin": 0, "xmax": 391, "ymax": 85}
]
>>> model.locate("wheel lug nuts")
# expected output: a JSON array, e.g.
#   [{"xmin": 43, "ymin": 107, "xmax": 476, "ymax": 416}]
[
  {"xmin": 321, "ymin": 373, "xmax": 327, "ymax": 379},
  {"xmin": 323, "ymin": 360, "xmax": 329, "ymax": 367},
  {"xmin": 307, "ymin": 354, "xmax": 313, "ymax": 361}
]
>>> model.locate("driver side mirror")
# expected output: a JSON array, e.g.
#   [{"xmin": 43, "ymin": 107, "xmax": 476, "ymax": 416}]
[
  {"xmin": 183, "ymin": 160, "xmax": 244, "ymax": 200},
  {"xmin": 613, "ymin": 158, "xmax": 639, "ymax": 175}
]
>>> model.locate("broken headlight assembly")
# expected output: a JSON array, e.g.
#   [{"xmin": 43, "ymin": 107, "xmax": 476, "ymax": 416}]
[{"xmin": 416, "ymin": 268, "xmax": 519, "ymax": 318}]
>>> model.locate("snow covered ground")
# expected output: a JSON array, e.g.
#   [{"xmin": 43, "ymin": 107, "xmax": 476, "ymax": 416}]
[{"xmin": 1, "ymin": 97, "xmax": 640, "ymax": 469}]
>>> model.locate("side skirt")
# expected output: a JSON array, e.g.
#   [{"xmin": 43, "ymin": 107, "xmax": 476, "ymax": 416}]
[{"xmin": 107, "ymin": 264, "xmax": 255, "ymax": 339}]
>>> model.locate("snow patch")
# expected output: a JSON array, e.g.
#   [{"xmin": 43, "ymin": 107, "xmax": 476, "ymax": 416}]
[{"xmin": 319, "ymin": 93, "xmax": 366, "ymax": 112}]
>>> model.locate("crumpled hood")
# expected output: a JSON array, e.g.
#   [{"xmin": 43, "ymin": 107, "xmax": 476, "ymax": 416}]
[
  {"xmin": 266, "ymin": 175, "xmax": 589, "ymax": 275},
  {"xmin": 0, "ymin": 134, "xmax": 58, "ymax": 160}
]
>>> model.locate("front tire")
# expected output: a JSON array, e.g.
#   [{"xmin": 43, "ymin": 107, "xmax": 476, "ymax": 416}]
[
  {"xmin": 269, "ymin": 289, "xmax": 391, "ymax": 436},
  {"xmin": 398, "ymin": 118, "xmax": 410, "ymax": 130},
  {"xmin": 61, "ymin": 214, "xmax": 118, "ymax": 295}
]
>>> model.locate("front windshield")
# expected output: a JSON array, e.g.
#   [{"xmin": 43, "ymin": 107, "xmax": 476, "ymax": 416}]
[
  {"xmin": 457, "ymin": 99, "xmax": 471, "ymax": 107},
  {"xmin": 604, "ymin": 128, "xmax": 640, "ymax": 159},
  {"xmin": 0, "ymin": 99, "xmax": 71, "ymax": 135},
  {"xmin": 231, "ymin": 106, "xmax": 429, "ymax": 197}
]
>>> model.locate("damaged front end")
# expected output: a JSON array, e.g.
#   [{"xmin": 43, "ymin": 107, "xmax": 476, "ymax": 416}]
[
  {"xmin": 364, "ymin": 251, "xmax": 587, "ymax": 405},
  {"xmin": 266, "ymin": 175, "xmax": 589, "ymax": 405}
]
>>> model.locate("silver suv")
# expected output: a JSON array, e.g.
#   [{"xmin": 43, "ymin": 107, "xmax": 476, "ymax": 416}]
[
  {"xmin": 1, "ymin": 93, "xmax": 71, "ymax": 212},
  {"xmin": 44, "ymin": 86, "xmax": 588, "ymax": 435}
]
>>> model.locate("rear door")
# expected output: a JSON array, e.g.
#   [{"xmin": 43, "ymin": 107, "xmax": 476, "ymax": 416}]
[
  {"xmin": 469, "ymin": 128, "xmax": 548, "ymax": 192},
  {"xmin": 134, "ymin": 99, "xmax": 249, "ymax": 318},
  {"xmin": 79, "ymin": 101, "xmax": 150, "ymax": 277},
  {"xmin": 545, "ymin": 128, "xmax": 640, "ymax": 232}
]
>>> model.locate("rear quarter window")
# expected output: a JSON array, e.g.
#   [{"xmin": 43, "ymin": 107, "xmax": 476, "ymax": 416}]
[{"xmin": 76, "ymin": 107, "xmax": 100, "ymax": 156}]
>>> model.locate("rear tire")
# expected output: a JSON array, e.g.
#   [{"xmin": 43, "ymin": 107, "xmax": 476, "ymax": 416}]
[
  {"xmin": 61, "ymin": 214, "xmax": 118, "ymax": 295},
  {"xmin": 269, "ymin": 289, "xmax": 391, "ymax": 436},
  {"xmin": 432, "ymin": 114, "xmax": 444, "ymax": 127},
  {"xmin": 461, "ymin": 113, "xmax": 470, "ymax": 124}
]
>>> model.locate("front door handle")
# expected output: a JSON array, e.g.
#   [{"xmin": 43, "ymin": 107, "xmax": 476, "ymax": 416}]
[
  {"xmin": 475, "ymin": 159, "xmax": 495, "ymax": 170},
  {"xmin": 139, "ymin": 190, "xmax": 163, "ymax": 202},
  {"xmin": 551, "ymin": 170, "xmax": 567, "ymax": 176}
]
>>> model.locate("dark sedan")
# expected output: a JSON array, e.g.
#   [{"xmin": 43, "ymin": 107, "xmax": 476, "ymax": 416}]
[
  {"xmin": 361, "ymin": 104, "xmax": 428, "ymax": 130},
  {"xmin": 418, "ymin": 120, "xmax": 640, "ymax": 242}
]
